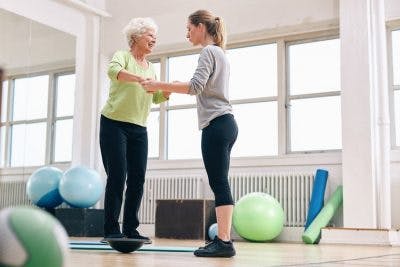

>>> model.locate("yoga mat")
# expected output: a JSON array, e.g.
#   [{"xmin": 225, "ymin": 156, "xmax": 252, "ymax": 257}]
[
  {"xmin": 69, "ymin": 242, "xmax": 196, "ymax": 252},
  {"xmin": 305, "ymin": 169, "xmax": 329, "ymax": 229},
  {"xmin": 302, "ymin": 185, "xmax": 343, "ymax": 244}
]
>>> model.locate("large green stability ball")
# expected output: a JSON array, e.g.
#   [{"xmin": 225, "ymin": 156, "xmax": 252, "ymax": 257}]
[
  {"xmin": 0, "ymin": 206, "xmax": 69, "ymax": 267},
  {"xmin": 233, "ymin": 192, "xmax": 285, "ymax": 242}
]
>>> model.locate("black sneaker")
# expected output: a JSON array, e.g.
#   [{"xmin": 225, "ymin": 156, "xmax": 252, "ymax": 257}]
[
  {"xmin": 194, "ymin": 236, "xmax": 236, "ymax": 258},
  {"xmin": 124, "ymin": 231, "xmax": 151, "ymax": 242},
  {"xmin": 100, "ymin": 233, "xmax": 125, "ymax": 243}
]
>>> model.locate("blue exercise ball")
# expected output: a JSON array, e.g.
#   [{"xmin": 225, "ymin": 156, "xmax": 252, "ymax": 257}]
[
  {"xmin": 26, "ymin": 166, "xmax": 63, "ymax": 208},
  {"xmin": 208, "ymin": 223, "xmax": 218, "ymax": 240},
  {"xmin": 59, "ymin": 166, "xmax": 103, "ymax": 208}
]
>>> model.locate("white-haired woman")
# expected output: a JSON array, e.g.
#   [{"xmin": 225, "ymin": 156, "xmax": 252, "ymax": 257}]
[{"xmin": 100, "ymin": 17, "xmax": 169, "ymax": 242}]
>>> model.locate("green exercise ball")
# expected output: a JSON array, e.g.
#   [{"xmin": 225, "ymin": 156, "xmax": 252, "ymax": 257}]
[
  {"xmin": 0, "ymin": 206, "xmax": 69, "ymax": 267},
  {"xmin": 233, "ymin": 192, "xmax": 284, "ymax": 242}
]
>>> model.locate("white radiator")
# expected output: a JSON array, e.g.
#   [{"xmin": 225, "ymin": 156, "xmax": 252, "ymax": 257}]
[
  {"xmin": 137, "ymin": 176, "xmax": 204, "ymax": 224},
  {"xmin": 229, "ymin": 173, "xmax": 314, "ymax": 227},
  {"xmin": 0, "ymin": 172, "xmax": 314, "ymax": 228},
  {"xmin": 0, "ymin": 180, "xmax": 31, "ymax": 209}
]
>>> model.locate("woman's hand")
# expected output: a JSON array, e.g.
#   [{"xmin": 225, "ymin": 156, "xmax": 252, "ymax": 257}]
[
  {"xmin": 141, "ymin": 79, "xmax": 160, "ymax": 93},
  {"xmin": 163, "ymin": 91, "xmax": 171, "ymax": 99}
]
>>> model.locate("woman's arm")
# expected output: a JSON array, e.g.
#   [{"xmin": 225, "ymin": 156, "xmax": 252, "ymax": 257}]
[
  {"xmin": 117, "ymin": 69, "xmax": 144, "ymax": 83},
  {"xmin": 141, "ymin": 80, "xmax": 190, "ymax": 94}
]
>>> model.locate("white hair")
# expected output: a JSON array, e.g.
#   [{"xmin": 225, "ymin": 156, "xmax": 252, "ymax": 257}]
[{"xmin": 122, "ymin": 17, "xmax": 158, "ymax": 47}]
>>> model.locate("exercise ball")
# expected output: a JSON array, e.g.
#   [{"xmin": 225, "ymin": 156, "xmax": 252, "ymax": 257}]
[
  {"xmin": 233, "ymin": 192, "xmax": 284, "ymax": 242},
  {"xmin": 0, "ymin": 206, "xmax": 69, "ymax": 267},
  {"xmin": 208, "ymin": 223, "xmax": 218, "ymax": 240},
  {"xmin": 26, "ymin": 166, "xmax": 63, "ymax": 208},
  {"xmin": 59, "ymin": 165, "xmax": 103, "ymax": 208}
]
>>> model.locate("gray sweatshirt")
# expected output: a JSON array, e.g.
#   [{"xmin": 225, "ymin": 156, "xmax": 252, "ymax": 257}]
[{"xmin": 188, "ymin": 45, "xmax": 233, "ymax": 130}]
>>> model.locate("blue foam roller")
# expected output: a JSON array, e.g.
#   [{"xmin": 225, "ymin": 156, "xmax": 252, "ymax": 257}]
[{"xmin": 305, "ymin": 169, "xmax": 328, "ymax": 229}]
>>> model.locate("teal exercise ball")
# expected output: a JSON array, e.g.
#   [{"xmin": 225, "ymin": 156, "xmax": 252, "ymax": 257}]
[
  {"xmin": 26, "ymin": 166, "xmax": 63, "ymax": 208},
  {"xmin": 0, "ymin": 206, "xmax": 69, "ymax": 267},
  {"xmin": 59, "ymin": 166, "xmax": 103, "ymax": 208},
  {"xmin": 233, "ymin": 192, "xmax": 284, "ymax": 242}
]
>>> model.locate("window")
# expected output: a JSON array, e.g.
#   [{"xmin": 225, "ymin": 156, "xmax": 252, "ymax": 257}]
[
  {"xmin": 168, "ymin": 108, "xmax": 201, "ymax": 159},
  {"xmin": 227, "ymin": 44, "xmax": 278, "ymax": 157},
  {"xmin": 0, "ymin": 70, "xmax": 75, "ymax": 167},
  {"xmin": 147, "ymin": 111, "xmax": 160, "ymax": 158},
  {"xmin": 53, "ymin": 73, "xmax": 75, "ymax": 162},
  {"xmin": 148, "ymin": 33, "xmax": 341, "ymax": 161},
  {"xmin": 392, "ymin": 30, "xmax": 400, "ymax": 146},
  {"xmin": 11, "ymin": 75, "xmax": 49, "ymax": 166},
  {"xmin": 167, "ymin": 54, "xmax": 197, "ymax": 106},
  {"xmin": 166, "ymin": 54, "xmax": 199, "ymax": 159},
  {"xmin": 287, "ymin": 38, "xmax": 341, "ymax": 152}
]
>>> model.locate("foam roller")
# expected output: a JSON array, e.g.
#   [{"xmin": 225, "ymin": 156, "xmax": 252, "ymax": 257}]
[{"xmin": 302, "ymin": 185, "xmax": 343, "ymax": 244}]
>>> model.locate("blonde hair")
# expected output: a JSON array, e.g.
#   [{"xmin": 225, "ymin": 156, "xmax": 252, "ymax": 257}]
[
  {"xmin": 122, "ymin": 17, "xmax": 158, "ymax": 47},
  {"xmin": 188, "ymin": 10, "xmax": 226, "ymax": 50}
]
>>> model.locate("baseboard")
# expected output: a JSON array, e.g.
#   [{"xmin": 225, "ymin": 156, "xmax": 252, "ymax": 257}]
[
  {"xmin": 320, "ymin": 227, "xmax": 400, "ymax": 245},
  {"xmin": 138, "ymin": 224, "xmax": 304, "ymax": 242},
  {"xmin": 138, "ymin": 224, "xmax": 400, "ymax": 246}
]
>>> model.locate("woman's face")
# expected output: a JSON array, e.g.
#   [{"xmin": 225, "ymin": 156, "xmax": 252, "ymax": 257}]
[
  {"xmin": 133, "ymin": 29, "xmax": 157, "ymax": 54},
  {"xmin": 186, "ymin": 21, "xmax": 203, "ymax": 45}
]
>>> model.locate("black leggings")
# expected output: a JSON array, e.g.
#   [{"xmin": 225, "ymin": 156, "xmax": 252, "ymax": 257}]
[
  {"xmin": 100, "ymin": 115, "xmax": 148, "ymax": 236},
  {"xmin": 201, "ymin": 114, "xmax": 238, "ymax": 207}
]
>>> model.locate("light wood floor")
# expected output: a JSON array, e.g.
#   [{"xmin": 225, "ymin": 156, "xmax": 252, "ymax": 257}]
[{"xmin": 69, "ymin": 238, "xmax": 400, "ymax": 267}]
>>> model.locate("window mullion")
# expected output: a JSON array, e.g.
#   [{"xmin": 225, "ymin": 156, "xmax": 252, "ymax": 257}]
[
  {"xmin": 277, "ymin": 39, "xmax": 287, "ymax": 156},
  {"xmin": 159, "ymin": 56, "xmax": 168, "ymax": 160},
  {"xmin": 4, "ymin": 79, "xmax": 14, "ymax": 167},
  {"xmin": 45, "ymin": 73, "xmax": 56, "ymax": 164}
]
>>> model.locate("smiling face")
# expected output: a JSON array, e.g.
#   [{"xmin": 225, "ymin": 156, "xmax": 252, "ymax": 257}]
[
  {"xmin": 133, "ymin": 29, "xmax": 157, "ymax": 54},
  {"xmin": 186, "ymin": 21, "xmax": 203, "ymax": 46}
]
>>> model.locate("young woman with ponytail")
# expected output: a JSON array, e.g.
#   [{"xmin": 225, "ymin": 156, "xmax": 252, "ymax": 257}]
[{"xmin": 141, "ymin": 10, "xmax": 238, "ymax": 258}]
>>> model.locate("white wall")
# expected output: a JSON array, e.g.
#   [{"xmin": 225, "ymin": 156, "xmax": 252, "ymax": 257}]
[
  {"xmin": 0, "ymin": 9, "xmax": 75, "ymax": 72},
  {"xmin": 102, "ymin": 0, "xmax": 339, "ymax": 56}
]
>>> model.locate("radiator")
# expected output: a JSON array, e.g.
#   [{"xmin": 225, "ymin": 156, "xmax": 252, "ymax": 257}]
[
  {"xmin": 0, "ymin": 173, "xmax": 313, "ymax": 228},
  {"xmin": 137, "ymin": 176, "xmax": 204, "ymax": 224},
  {"xmin": 0, "ymin": 180, "xmax": 31, "ymax": 209},
  {"xmin": 229, "ymin": 173, "xmax": 314, "ymax": 227}
]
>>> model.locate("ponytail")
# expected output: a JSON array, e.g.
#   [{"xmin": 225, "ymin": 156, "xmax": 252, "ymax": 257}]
[{"xmin": 213, "ymin": 16, "xmax": 226, "ymax": 50}]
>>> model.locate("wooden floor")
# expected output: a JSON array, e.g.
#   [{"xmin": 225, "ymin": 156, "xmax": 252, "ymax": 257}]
[{"xmin": 69, "ymin": 238, "xmax": 400, "ymax": 267}]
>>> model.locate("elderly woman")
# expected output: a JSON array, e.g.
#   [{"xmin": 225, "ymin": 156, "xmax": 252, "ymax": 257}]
[{"xmin": 100, "ymin": 17, "xmax": 169, "ymax": 241}]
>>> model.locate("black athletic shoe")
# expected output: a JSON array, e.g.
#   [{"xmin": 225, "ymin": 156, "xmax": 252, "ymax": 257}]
[
  {"xmin": 124, "ymin": 231, "xmax": 151, "ymax": 242},
  {"xmin": 100, "ymin": 233, "xmax": 125, "ymax": 243},
  {"xmin": 194, "ymin": 236, "xmax": 236, "ymax": 258}
]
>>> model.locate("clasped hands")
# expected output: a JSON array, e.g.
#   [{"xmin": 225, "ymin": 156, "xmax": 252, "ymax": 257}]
[
  {"xmin": 140, "ymin": 79, "xmax": 171, "ymax": 99},
  {"xmin": 140, "ymin": 78, "xmax": 159, "ymax": 93}
]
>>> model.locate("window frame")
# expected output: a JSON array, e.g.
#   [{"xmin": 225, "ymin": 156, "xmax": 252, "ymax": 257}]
[
  {"xmin": 285, "ymin": 36, "xmax": 342, "ymax": 153},
  {"xmin": 387, "ymin": 23, "xmax": 400, "ymax": 149},
  {"xmin": 147, "ymin": 30, "xmax": 343, "ymax": 162},
  {"xmin": 1, "ymin": 68, "xmax": 75, "ymax": 167}
]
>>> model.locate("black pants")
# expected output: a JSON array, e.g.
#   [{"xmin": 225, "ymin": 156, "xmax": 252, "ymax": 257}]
[
  {"xmin": 100, "ymin": 115, "xmax": 148, "ymax": 236},
  {"xmin": 201, "ymin": 114, "xmax": 238, "ymax": 207}
]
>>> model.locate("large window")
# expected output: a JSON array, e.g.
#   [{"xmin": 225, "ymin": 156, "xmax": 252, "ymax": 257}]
[
  {"xmin": 392, "ymin": 30, "xmax": 400, "ymax": 147},
  {"xmin": 0, "ymin": 70, "xmax": 75, "ymax": 167},
  {"xmin": 228, "ymin": 44, "xmax": 278, "ymax": 157},
  {"xmin": 53, "ymin": 73, "xmax": 75, "ymax": 162},
  {"xmin": 147, "ymin": 34, "xmax": 341, "ymax": 160},
  {"xmin": 287, "ymin": 38, "xmax": 341, "ymax": 152},
  {"xmin": 166, "ymin": 44, "xmax": 278, "ymax": 159},
  {"xmin": 167, "ymin": 54, "xmax": 200, "ymax": 159}
]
